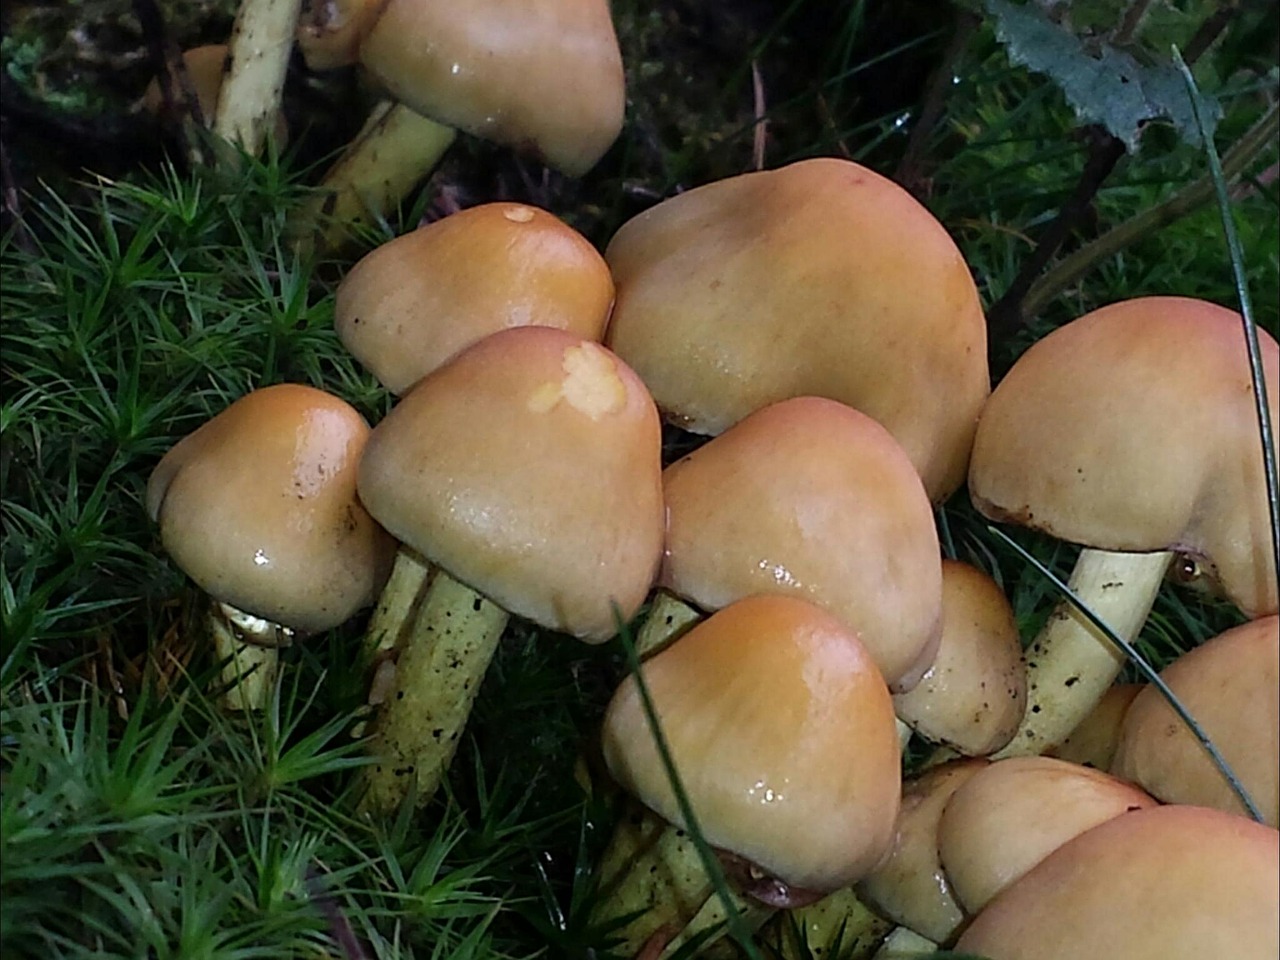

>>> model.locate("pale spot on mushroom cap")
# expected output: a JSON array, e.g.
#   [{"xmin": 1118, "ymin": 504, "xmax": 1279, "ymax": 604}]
[
  {"xmin": 502, "ymin": 205, "xmax": 536, "ymax": 223},
  {"xmin": 525, "ymin": 342, "xmax": 626, "ymax": 419}
]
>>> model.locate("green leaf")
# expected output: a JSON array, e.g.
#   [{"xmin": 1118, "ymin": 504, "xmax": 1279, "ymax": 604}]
[{"xmin": 982, "ymin": 0, "xmax": 1220, "ymax": 150}]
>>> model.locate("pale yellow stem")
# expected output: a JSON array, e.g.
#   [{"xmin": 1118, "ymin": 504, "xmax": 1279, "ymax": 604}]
[
  {"xmin": 872, "ymin": 926, "xmax": 938, "ymax": 959},
  {"xmin": 634, "ymin": 590, "xmax": 702, "ymax": 660},
  {"xmin": 359, "ymin": 571, "xmax": 508, "ymax": 813},
  {"xmin": 213, "ymin": 0, "xmax": 301, "ymax": 155},
  {"xmin": 994, "ymin": 548, "xmax": 1173, "ymax": 758},
  {"xmin": 208, "ymin": 602, "xmax": 286, "ymax": 711},
  {"xmin": 363, "ymin": 547, "xmax": 434, "ymax": 662}
]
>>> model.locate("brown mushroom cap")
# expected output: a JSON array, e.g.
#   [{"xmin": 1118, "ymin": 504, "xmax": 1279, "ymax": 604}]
[
  {"xmin": 660, "ymin": 396, "xmax": 942, "ymax": 691},
  {"xmin": 602, "ymin": 595, "xmax": 902, "ymax": 894},
  {"xmin": 892, "ymin": 559, "xmax": 1027, "ymax": 753},
  {"xmin": 603, "ymin": 156, "xmax": 990, "ymax": 502},
  {"xmin": 356, "ymin": 326, "xmax": 663, "ymax": 640},
  {"xmin": 146, "ymin": 383, "xmax": 395, "ymax": 634},
  {"xmin": 955, "ymin": 805, "xmax": 1280, "ymax": 960},
  {"xmin": 857, "ymin": 759, "xmax": 988, "ymax": 943},
  {"xmin": 335, "ymin": 202, "xmax": 614, "ymax": 396},
  {"xmin": 296, "ymin": 0, "xmax": 382, "ymax": 70},
  {"xmin": 936, "ymin": 755, "xmax": 1157, "ymax": 914},
  {"xmin": 969, "ymin": 296, "xmax": 1279, "ymax": 617},
  {"xmin": 1111, "ymin": 614, "xmax": 1279, "ymax": 826},
  {"xmin": 358, "ymin": 0, "xmax": 625, "ymax": 176}
]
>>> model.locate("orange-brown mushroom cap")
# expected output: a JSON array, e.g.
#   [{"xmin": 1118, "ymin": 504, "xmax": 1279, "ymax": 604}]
[
  {"xmin": 1111, "ymin": 614, "xmax": 1279, "ymax": 826},
  {"xmin": 955, "ymin": 805, "xmax": 1280, "ymax": 960},
  {"xmin": 660, "ymin": 396, "xmax": 943, "ymax": 691},
  {"xmin": 146, "ymin": 383, "xmax": 395, "ymax": 634},
  {"xmin": 358, "ymin": 0, "xmax": 626, "ymax": 176},
  {"xmin": 335, "ymin": 202, "xmax": 614, "ymax": 395},
  {"xmin": 601, "ymin": 595, "xmax": 902, "ymax": 894},
  {"xmin": 969, "ymin": 296, "xmax": 1279, "ymax": 617},
  {"xmin": 356, "ymin": 327, "xmax": 664, "ymax": 640},
  {"xmin": 604, "ymin": 157, "xmax": 990, "ymax": 502}
]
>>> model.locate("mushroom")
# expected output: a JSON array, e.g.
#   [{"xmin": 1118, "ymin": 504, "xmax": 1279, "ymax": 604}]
[
  {"xmin": 892, "ymin": 559, "xmax": 1027, "ymax": 756},
  {"xmin": 651, "ymin": 396, "xmax": 943, "ymax": 691},
  {"xmin": 935, "ymin": 755, "xmax": 1157, "ymax": 915},
  {"xmin": 212, "ymin": 0, "xmax": 300, "ymax": 155},
  {"xmin": 335, "ymin": 202, "xmax": 615, "ymax": 661},
  {"xmin": 955, "ymin": 805, "xmax": 1280, "ymax": 960},
  {"xmin": 147, "ymin": 383, "xmax": 395, "ymax": 708},
  {"xmin": 355, "ymin": 326, "xmax": 663, "ymax": 811},
  {"xmin": 969, "ymin": 296, "xmax": 1279, "ymax": 757},
  {"xmin": 596, "ymin": 595, "xmax": 902, "ymax": 958},
  {"xmin": 857, "ymin": 759, "xmax": 989, "ymax": 944},
  {"xmin": 294, "ymin": 0, "xmax": 625, "ymax": 249},
  {"xmin": 1111, "ymin": 614, "xmax": 1279, "ymax": 825},
  {"xmin": 604, "ymin": 156, "xmax": 990, "ymax": 504}
]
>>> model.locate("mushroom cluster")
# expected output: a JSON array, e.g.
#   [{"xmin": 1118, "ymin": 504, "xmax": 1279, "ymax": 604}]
[{"xmin": 138, "ymin": 22, "xmax": 1280, "ymax": 950}]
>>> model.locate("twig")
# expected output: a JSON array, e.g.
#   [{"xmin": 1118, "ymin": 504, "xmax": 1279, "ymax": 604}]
[
  {"xmin": 132, "ymin": 0, "xmax": 208, "ymax": 167},
  {"xmin": 1020, "ymin": 101, "xmax": 1279, "ymax": 319},
  {"xmin": 750, "ymin": 60, "xmax": 767, "ymax": 172},
  {"xmin": 895, "ymin": 10, "xmax": 979, "ymax": 195}
]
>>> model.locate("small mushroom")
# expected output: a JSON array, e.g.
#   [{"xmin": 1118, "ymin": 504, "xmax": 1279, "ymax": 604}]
[
  {"xmin": 955, "ymin": 805, "xmax": 1280, "ymax": 960},
  {"xmin": 596, "ymin": 595, "xmax": 902, "ymax": 956},
  {"xmin": 969, "ymin": 296, "xmax": 1279, "ymax": 757},
  {"xmin": 355, "ymin": 327, "xmax": 664, "ymax": 811},
  {"xmin": 147, "ymin": 383, "xmax": 395, "ymax": 708}
]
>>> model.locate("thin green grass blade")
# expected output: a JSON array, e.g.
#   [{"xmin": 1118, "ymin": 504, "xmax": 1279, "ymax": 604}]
[
  {"xmin": 988, "ymin": 526, "xmax": 1264, "ymax": 822},
  {"xmin": 1173, "ymin": 47, "xmax": 1280, "ymax": 600},
  {"xmin": 616, "ymin": 620, "xmax": 765, "ymax": 960}
]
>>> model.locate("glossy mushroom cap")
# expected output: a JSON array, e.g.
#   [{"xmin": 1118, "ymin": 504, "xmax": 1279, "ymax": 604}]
[
  {"xmin": 296, "ymin": 0, "xmax": 381, "ymax": 70},
  {"xmin": 356, "ymin": 327, "xmax": 663, "ymax": 640},
  {"xmin": 358, "ymin": 0, "xmax": 626, "ymax": 176},
  {"xmin": 147, "ymin": 384, "xmax": 395, "ymax": 634},
  {"xmin": 936, "ymin": 755, "xmax": 1157, "ymax": 914},
  {"xmin": 602, "ymin": 595, "xmax": 902, "ymax": 894},
  {"xmin": 1111, "ymin": 614, "xmax": 1279, "ymax": 826},
  {"xmin": 660, "ymin": 396, "xmax": 943, "ymax": 691},
  {"xmin": 970, "ymin": 296, "xmax": 1279, "ymax": 617},
  {"xmin": 604, "ymin": 156, "xmax": 990, "ymax": 502},
  {"xmin": 335, "ymin": 202, "xmax": 614, "ymax": 395},
  {"xmin": 892, "ymin": 559, "xmax": 1027, "ymax": 752},
  {"xmin": 857, "ymin": 759, "xmax": 988, "ymax": 943},
  {"xmin": 955, "ymin": 805, "xmax": 1280, "ymax": 960},
  {"xmin": 142, "ymin": 45, "xmax": 289, "ymax": 145}
]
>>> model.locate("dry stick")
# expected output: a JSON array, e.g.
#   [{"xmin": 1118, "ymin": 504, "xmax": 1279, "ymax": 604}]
[
  {"xmin": 894, "ymin": 10, "xmax": 980, "ymax": 195},
  {"xmin": 1021, "ymin": 101, "xmax": 1280, "ymax": 320},
  {"xmin": 986, "ymin": 5, "xmax": 1237, "ymax": 350},
  {"xmin": 213, "ymin": 0, "xmax": 302, "ymax": 155},
  {"xmin": 132, "ymin": 0, "xmax": 209, "ymax": 166}
]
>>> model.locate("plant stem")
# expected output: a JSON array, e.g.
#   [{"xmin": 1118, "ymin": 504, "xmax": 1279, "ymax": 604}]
[
  {"xmin": 213, "ymin": 0, "xmax": 302, "ymax": 156},
  {"xmin": 359, "ymin": 571, "xmax": 508, "ymax": 813},
  {"xmin": 1021, "ymin": 102, "xmax": 1280, "ymax": 320},
  {"xmin": 993, "ymin": 548, "xmax": 1172, "ymax": 758}
]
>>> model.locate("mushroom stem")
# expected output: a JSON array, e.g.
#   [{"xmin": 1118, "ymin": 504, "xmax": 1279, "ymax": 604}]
[
  {"xmin": 293, "ymin": 100, "xmax": 457, "ymax": 255},
  {"xmin": 872, "ymin": 926, "xmax": 937, "ymax": 959},
  {"xmin": 768, "ymin": 887, "xmax": 893, "ymax": 960},
  {"xmin": 634, "ymin": 590, "xmax": 702, "ymax": 659},
  {"xmin": 359, "ymin": 571, "xmax": 507, "ymax": 813},
  {"xmin": 362, "ymin": 547, "xmax": 434, "ymax": 661},
  {"xmin": 208, "ymin": 602, "xmax": 287, "ymax": 711},
  {"xmin": 213, "ymin": 0, "xmax": 301, "ymax": 155},
  {"xmin": 993, "ymin": 547, "xmax": 1173, "ymax": 758}
]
